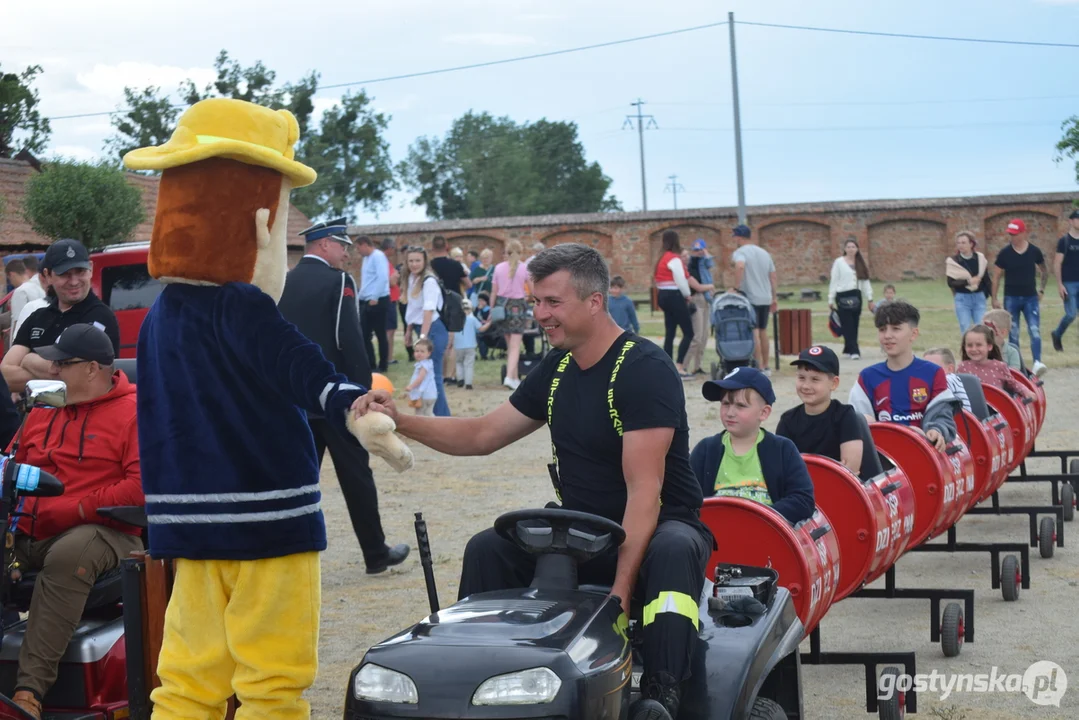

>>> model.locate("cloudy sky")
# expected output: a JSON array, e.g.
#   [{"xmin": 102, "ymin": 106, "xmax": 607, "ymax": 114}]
[{"xmin": 5, "ymin": 0, "xmax": 1079, "ymax": 224}]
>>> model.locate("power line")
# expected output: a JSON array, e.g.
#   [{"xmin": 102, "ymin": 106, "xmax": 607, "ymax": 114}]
[
  {"xmin": 47, "ymin": 20, "xmax": 730, "ymax": 122},
  {"xmin": 734, "ymin": 20, "xmax": 1079, "ymax": 49},
  {"xmin": 623, "ymin": 99, "xmax": 658, "ymax": 211},
  {"xmin": 660, "ymin": 120, "xmax": 1063, "ymax": 132},
  {"xmin": 650, "ymin": 94, "xmax": 1079, "ymax": 108},
  {"xmin": 664, "ymin": 175, "xmax": 685, "ymax": 209}
]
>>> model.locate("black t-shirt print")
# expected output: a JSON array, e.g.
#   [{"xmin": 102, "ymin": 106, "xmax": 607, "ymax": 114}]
[
  {"xmin": 994, "ymin": 244, "xmax": 1045, "ymax": 298},
  {"xmin": 430, "ymin": 257, "xmax": 467, "ymax": 294},
  {"xmin": 508, "ymin": 332, "xmax": 703, "ymax": 523},
  {"xmin": 14, "ymin": 292, "xmax": 121, "ymax": 356},
  {"xmin": 776, "ymin": 400, "xmax": 861, "ymax": 471},
  {"xmin": 1056, "ymin": 234, "xmax": 1079, "ymax": 283}
]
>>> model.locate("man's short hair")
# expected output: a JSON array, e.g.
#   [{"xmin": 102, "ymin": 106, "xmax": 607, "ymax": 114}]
[
  {"xmin": 874, "ymin": 300, "xmax": 920, "ymax": 329},
  {"xmin": 467, "ymin": 250, "xmax": 479, "ymax": 260},
  {"xmin": 528, "ymin": 243, "xmax": 609, "ymax": 309},
  {"xmin": 381, "ymin": 238, "xmax": 394, "ymax": 251},
  {"xmin": 5, "ymin": 259, "xmax": 25, "ymax": 276},
  {"xmin": 924, "ymin": 347, "xmax": 956, "ymax": 366},
  {"xmin": 432, "ymin": 235, "xmax": 447, "ymax": 250},
  {"xmin": 23, "ymin": 256, "xmax": 39, "ymax": 273},
  {"xmin": 354, "ymin": 235, "xmax": 373, "ymax": 247},
  {"xmin": 610, "ymin": 275, "xmax": 626, "ymax": 288}
]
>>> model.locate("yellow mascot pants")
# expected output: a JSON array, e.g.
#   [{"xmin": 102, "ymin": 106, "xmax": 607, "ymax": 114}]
[{"xmin": 150, "ymin": 552, "xmax": 320, "ymax": 720}]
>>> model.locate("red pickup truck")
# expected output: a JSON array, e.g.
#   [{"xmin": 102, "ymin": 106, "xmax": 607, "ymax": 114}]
[{"xmin": 90, "ymin": 242, "xmax": 162, "ymax": 359}]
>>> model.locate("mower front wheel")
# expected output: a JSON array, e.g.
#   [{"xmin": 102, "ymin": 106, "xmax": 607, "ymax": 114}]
[{"xmin": 749, "ymin": 697, "xmax": 787, "ymax": 720}]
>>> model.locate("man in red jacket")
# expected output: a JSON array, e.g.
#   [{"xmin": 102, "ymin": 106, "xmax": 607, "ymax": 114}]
[{"xmin": 6, "ymin": 323, "xmax": 143, "ymax": 719}]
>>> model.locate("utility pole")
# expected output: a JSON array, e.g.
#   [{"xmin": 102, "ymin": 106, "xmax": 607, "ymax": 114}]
[
  {"xmin": 728, "ymin": 12, "xmax": 747, "ymax": 224},
  {"xmin": 664, "ymin": 174, "xmax": 685, "ymax": 210},
  {"xmin": 623, "ymin": 99, "xmax": 657, "ymax": 211}
]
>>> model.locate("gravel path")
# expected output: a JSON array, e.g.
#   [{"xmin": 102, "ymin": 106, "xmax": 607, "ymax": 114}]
[{"xmin": 310, "ymin": 342, "xmax": 1077, "ymax": 719}]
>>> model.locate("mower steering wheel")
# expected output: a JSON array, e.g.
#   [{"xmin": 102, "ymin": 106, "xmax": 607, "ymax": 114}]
[{"xmin": 494, "ymin": 508, "xmax": 626, "ymax": 563}]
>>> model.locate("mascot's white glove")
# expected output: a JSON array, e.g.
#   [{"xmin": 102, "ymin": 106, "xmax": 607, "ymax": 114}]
[{"xmin": 346, "ymin": 411, "xmax": 415, "ymax": 472}]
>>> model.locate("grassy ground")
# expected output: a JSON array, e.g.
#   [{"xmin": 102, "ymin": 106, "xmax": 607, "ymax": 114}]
[{"xmin": 377, "ymin": 279, "xmax": 1078, "ymax": 394}]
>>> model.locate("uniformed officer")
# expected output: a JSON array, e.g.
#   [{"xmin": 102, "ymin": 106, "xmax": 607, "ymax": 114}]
[
  {"xmin": 278, "ymin": 218, "xmax": 409, "ymax": 574},
  {"xmin": 355, "ymin": 243, "xmax": 713, "ymax": 720}
]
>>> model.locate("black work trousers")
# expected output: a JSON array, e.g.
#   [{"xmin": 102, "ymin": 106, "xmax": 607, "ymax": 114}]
[
  {"xmin": 658, "ymin": 289, "xmax": 694, "ymax": 365},
  {"xmin": 361, "ymin": 295, "xmax": 390, "ymax": 372},
  {"xmin": 309, "ymin": 418, "xmax": 388, "ymax": 568},
  {"xmin": 459, "ymin": 516, "xmax": 712, "ymax": 688},
  {"xmin": 835, "ymin": 289, "xmax": 863, "ymax": 356}
]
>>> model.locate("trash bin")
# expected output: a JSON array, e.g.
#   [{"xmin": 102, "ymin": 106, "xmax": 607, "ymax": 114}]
[{"xmin": 777, "ymin": 308, "xmax": 813, "ymax": 356}]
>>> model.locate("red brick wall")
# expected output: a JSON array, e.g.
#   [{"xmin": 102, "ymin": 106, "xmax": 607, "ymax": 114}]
[{"xmin": 350, "ymin": 193, "xmax": 1076, "ymax": 294}]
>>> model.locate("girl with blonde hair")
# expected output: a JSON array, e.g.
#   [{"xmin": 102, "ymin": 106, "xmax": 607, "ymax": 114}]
[{"xmin": 491, "ymin": 240, "xmax": 531, "ymax": 389}]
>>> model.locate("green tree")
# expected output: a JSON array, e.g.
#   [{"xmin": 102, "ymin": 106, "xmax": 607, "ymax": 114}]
[
  {"xmin": 0, "ymin": 64, "xmax": 51, "ymax": 158},
  {"xmin": 399, "ymin": 111, "xmax": 620, "ymax": 220},
  {"xmin": 1057, "ymin": 115, "xmax": 1079, "ymax": 190},
  {"xmin": 22, "ymin": 160, "xmax": 145, "ymax": 249},
  {"xmin": 103, "ymin": 85, "xmax": 180, "ymax": 165},
  {"xmin": 293, "ymin": 90, "xmax": 395, "ymax": 221}
]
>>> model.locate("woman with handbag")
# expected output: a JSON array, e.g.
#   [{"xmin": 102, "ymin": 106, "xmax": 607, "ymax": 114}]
[
  {"xmin": 491, "ymin": 240, "xmax": 530, "ymax": 390},
  {"xmin": 946, "ymin": 230, "xmax": 989, "ymax": 333},
  {"xmin": 828, "ymin": 239, "xmax": 876, "ymax": 359}
]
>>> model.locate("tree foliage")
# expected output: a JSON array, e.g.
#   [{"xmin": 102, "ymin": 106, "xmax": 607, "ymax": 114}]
[
  {"xmin": 399, "ymin": 111, "xmax": 620, "ymax": 220},
  {"xmin": 1057, "ymin": 115, "xmax": 1079, "ymax": 190},
  {"xmin": 103, "ymin": 50, "xmax": 391, "ymax": 220},
  {"xmin": 103, "ymin": 85, "xmax": 180, "ymax": 166},
  {"xmin": 293, "ymin": 91, "xmax": 395, "ymax": 221},
  {"xmin": 22, "ymin": 160, "xmax": 145, "ymax": 249},
  {"xmin": 0, "ymin": 64, "xmax": 51, "ymax": 158}
]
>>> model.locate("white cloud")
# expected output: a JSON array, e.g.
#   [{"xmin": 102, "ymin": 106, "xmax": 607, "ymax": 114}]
[
  {"xmin": 442, "ymin": 33, "xmax": 538, "ymax": 47},
  {"xmin": 75, "ymin": 62, "xmax": 215, "ymax": 102},
  {"xmin": 518, "ymin": 13, "xmax": 566, "ymax": 21},
  {"xmin": 49, "ymin": 145, "xmax": 101, "ymax": 162}
]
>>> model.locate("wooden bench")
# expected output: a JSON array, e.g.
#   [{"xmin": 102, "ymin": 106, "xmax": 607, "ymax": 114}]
[{"xmin": 799, "ymin": 288, "xmax": 822, "ymax": 302}]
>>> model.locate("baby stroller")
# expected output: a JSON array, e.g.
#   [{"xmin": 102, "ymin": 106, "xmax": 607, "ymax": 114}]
[{"xmin": 709, "ymin": 291, "xmax": 757, "ymax": 379}]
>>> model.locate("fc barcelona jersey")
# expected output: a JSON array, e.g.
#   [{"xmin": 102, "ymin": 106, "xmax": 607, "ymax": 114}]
[{"xmin": 856, "ymin": 358, "xmax": 948, "ymax": 428}]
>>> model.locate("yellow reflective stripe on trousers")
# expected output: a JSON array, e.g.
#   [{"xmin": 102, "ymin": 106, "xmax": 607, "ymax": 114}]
[{"xmin": 641, "ymin": 591, "xmax": 699, "ymax": 631}]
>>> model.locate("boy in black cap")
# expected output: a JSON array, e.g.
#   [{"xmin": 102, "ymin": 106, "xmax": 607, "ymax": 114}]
[
  {"xmin": 689, "ymin": 366, "xmax": 815, "ymax": 524},
  {"xmin": 776, "ymin": 345, "xmax": 864, "ymax": 477}
]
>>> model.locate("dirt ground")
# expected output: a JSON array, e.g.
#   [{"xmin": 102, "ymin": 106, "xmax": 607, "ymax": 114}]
[{"xmin": 310, "ymin": 341, "xmax": 1077, "ymax": 719}]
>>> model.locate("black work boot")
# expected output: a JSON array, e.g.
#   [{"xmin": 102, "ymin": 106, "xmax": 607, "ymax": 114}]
[{"xmin": 632, "ymin": 672, "xmax": 680, "ymax": 720}]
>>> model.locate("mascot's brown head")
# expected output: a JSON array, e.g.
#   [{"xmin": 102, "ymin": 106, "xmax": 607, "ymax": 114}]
[{"xmin": 123, "ymin": 98, "xmax": 316, "ymax": 302}]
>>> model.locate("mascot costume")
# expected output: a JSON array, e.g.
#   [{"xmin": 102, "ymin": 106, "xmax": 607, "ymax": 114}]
[{"xmin": 123, "ymin": 98, "xmax": 413, "ymax": 719}]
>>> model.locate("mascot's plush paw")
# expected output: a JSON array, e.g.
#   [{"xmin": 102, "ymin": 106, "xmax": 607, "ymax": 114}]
[{"xmin": 346, "ymin": 412, "xmax": 415, "ymax": 472}]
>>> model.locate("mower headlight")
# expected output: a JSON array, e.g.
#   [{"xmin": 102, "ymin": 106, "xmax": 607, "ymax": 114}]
[
  {"xmin": 472, "ymin": 666, "xmax": 562, "ymax": 706},
  {"xmin": 353, "ymin": 663, "xmax": 418, "ymax": 704}
]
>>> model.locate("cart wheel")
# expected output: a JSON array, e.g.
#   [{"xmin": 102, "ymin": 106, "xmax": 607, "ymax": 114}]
[
  {"xmin": 1039, "ymin": 516, "xmax": 1055, "ymax": 559},
  {"xmin": 1061, "ymin": 482, "xmax": 1075, "ymax": 522},
  {"xmin": 1001, "ymin": 555, "xmax": 1021, "ymax": 601},
  {"xmin": 877, "ymin": 666, "xmax": 906, "ymax": 720},
  {"xmin": 941, "ymin": 603, "xmax": 963, "ymax": 658},
  {"xmin": 749, "ymin": 697, "xmax": 787, "ymax": 720},
  {"xmin": 500, "ymin": 364, "xmax": 506, "ymax": 383},
  {"xmin": 1070, "ymin": 458, "xmax": 1079, "ymax": 476}
]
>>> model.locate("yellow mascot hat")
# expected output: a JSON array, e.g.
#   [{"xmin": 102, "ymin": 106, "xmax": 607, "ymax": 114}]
[{"xmin": 123, "ymin": 98, "xmax": 316, "ymax": 188}]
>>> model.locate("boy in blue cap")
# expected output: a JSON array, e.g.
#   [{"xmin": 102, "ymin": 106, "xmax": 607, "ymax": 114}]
[{"xmin": 690, "ymin": 366, "xmax": 815, "ymax": 524}]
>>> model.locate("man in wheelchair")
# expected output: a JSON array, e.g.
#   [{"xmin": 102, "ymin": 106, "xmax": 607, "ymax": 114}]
[{"xmin": 5, "ymin": 324, "xmax": 143, "ymax": 719}]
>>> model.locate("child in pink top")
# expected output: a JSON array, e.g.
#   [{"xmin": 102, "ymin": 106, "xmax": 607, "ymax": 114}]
[{"xmin": 957, "ymin": 324, "xmax": 1035, "ymax": 399}]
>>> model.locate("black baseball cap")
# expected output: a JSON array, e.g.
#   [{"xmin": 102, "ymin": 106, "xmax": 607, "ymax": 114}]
[
  {"xmin": 1070, "ymin": 209, "xmax": 1079, "ymax": 219},
  {"xmin": 702, "ymin": 366, "xmax": 776, "ymax": 405},
  {"xmin": 36, "ymin": 323, "xmax": 115, "ymax": 365},
  {"xmin": 732, "ymin": 224, "xmax": 752, "ymax": 238},
  {"xmin": 43, "ymin": 239, "xmax": 91, "ymax": 275},
  {"xmin": 791, "ymin": 345, "xmax": 840, "ymax": 375}
]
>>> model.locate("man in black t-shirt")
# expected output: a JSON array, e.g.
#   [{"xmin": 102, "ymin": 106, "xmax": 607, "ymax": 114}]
[
  {"xmin": 356, "ymin": 243, "xmax": 713, "ymax": 720},
  {"xmin": 1050, "ymin": 209, "xmax": 1079, "ymax": 352},
  {"xmin": 1, "ymin": 240, "xmax": 120, "ymax": 393},
  {"xmin": 991, "ymin": 219, "xmax": 1048, "ymax": 376},
  {"xmin": 776, "ymin": 345, "xmax": 864, "ymax": 477}
]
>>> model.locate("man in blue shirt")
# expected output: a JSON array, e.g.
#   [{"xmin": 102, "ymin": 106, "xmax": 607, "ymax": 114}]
[{"xmin": 356, "ymin": 235, "xmax": 391, "ymax": 372}]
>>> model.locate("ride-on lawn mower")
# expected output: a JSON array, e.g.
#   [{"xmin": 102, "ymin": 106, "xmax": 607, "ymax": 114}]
[
  {"xmin": 346, "ymin": 508, "xmax": 804, "ymax": 720},
  {"xmin": 0, "ymin": 380, "xmax": 143, "ymax": 720}
]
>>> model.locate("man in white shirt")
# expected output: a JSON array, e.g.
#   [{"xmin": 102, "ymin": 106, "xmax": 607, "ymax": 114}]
[
  {"xmin": 10, "ymin": 256, "xmax": 46, "ymax": 325},
  {"xmin": 731, "ymin": 225, "xmax": 778, "ymax": 374}
]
